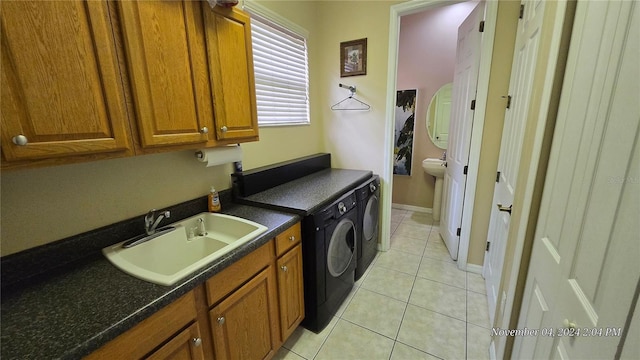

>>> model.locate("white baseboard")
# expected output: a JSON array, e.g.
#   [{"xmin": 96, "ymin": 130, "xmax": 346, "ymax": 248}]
[
  {"xmin": 466, "ymin": 263, "xmax": 483, "ymax": 274},
  {"xmin": 391, "ymin": 203, "xmax": 432, "ymax": 214}
]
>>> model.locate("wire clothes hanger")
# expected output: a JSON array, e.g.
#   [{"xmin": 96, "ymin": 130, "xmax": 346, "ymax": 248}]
[{"xmin": 331, "ymin": 83, "xmax": 371, "ymax": 111}]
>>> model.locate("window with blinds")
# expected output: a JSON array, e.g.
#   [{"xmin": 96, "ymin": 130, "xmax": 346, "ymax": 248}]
[{"xmin": 246, "ymin": 6, "xmax": 310, "ymax": 126}]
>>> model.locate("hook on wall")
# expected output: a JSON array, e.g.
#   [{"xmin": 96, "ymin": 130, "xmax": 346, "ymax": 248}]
[
  {"xmin": 332, "ymin": 83, "xmax": 370, "ymax": 111},
  {"xmin": 339, "ymin": 83, "xmax": 357, "ymax": 96}
]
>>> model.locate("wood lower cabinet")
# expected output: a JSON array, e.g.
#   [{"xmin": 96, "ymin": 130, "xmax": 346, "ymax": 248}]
[
  {"xmin": 146, "ymin": 323, "xmax": 205, "ymax": 360},
  {"xmin": 276, "ymin": 244, "xmax": 305, "ymax": 341},
  {"xmin": 1, "ymin": 1, "xmax": 132, "ymax": 161},
  {"xmin": 85, "ymin": 291, "xmax": 205, "ymax": 360},
  {"xmin": 274, "ymin": 223, "xmax": 304, "ymax": 341},
  {"xmin": 88, "ymin": 223, "xmax": 304, "ymax": 360},
  {"xmin": 209, "ymin": 266, "xmax": 280, "ymax": 360}
]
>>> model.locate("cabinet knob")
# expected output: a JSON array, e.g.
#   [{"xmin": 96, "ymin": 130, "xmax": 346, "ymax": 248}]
[
  {"xmin": 200, "ymin": 126, "xmax": 209, "ymax": 134},
  {"xmin": 220, "ymin": 126, "xmax": 228, "ymax": 133},
  {"xmin": 12, "ymin": 134, "xmax": 28, "ymax": 146},
  {"xmin": 281, "ymin": 265, "xmax": 288, "ymax": 272},
  {"xmin": 217, "ymin": 316, "xmax": 225, "ymax": 325},
  {"xmin": 288, "ymin": 235, "xmax": 295, "ymax": 242},
  {"xmin": 192, "ymin": 337, "xmax": 202, "ymax": 347}
]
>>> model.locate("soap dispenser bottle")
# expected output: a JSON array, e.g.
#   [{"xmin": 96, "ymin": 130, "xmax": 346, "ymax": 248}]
[{"xmin": 208, "ymin": 186, "xmax": 221, "ymax": 212}]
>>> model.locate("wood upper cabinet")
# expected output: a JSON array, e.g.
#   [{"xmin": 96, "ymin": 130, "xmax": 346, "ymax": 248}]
[
  {"xmin": 209, "ymin": 266, "xmax": 280, "ymax": 360},
  {"xmin": 203, "ymin": 6, "xmax": 259, "ymax": 142},
  {"xmin": 118, "ymin": 1, "xmax": 213, "ymax": 148},
  {"xmin": 0, "ymin": 1, "xmax": 132, "ymax": 161}
]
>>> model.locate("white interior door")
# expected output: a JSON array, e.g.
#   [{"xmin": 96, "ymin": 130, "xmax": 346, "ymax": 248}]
[
  {"xmin": 514, "ymin": 1, "xmax": 639, "ymax": 358},
  {"xmin": 483, "ymin": 0, "xmax": 545, "ymax": 326},
  {"xmin": 440, "ymin": 3, "xmax": 484, "ymax": 260}
]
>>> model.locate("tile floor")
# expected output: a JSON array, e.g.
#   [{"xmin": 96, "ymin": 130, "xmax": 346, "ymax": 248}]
[{"xmin": 274, "ymin": 209, "xmax": 492, "ymax": 360}]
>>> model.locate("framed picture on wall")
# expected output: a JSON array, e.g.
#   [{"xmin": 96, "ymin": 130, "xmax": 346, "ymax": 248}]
[
  {"xmin": 340, "ymin": 38, "xmax": 367, "ymax": 77},
  {"xmin": 394, "ymin": 89, "xmax": 417, "ymax": 175}
]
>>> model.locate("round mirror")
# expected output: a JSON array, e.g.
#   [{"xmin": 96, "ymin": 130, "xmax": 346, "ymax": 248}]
[{"xmin": 426, "ymin": 83, "xmax": 452, "ymax": 149}]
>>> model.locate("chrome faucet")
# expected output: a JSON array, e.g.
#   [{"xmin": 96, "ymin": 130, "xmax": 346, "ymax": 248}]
[
  {"xmin": 196, "ymin": 218, "xmax": 207, "ymax": 236},
  {"xmin": 145, "ymin": 209, "xmax": 171, "ymax": 235}
]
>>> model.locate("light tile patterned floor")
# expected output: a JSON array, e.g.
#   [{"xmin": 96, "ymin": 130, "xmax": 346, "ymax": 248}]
[{"xmin": 275, "ymin": 209, "xmax": 492, "ymax": 360}]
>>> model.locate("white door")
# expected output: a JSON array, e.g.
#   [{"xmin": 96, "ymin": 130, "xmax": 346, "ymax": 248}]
[
  {"xmin": 483, "ymin": 0, "xmax": 546, "ymax": 325},
  {"xmin": 514, "ymin": 1, "xmax": 639, "ymax": 358},
  {"xmin": 440, "ymin": 3, "xmax": 484, "ymax": 260}
]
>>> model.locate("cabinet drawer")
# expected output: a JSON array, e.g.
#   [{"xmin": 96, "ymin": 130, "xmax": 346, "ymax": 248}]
[
  {"xmin": 86, "ymin": 291, "xmax": 197, "ymax": 359},
  {"xmin": 275, "ymin": 222, "xmax": 301, "ymax": 257},
  {"xmin": 146, "ymin": 322, "xmax": 205, "ymax": 360},
  {"xmin": 206, "ymin": 239, "xmax": 274, "ymax": 306}
]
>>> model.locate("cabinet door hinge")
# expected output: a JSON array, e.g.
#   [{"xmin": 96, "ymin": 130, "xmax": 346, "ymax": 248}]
[
  {"xmin": 463, "ymin": 165, "xmax": 468, "ymax": 175},
  {"xmin": 506, "ymin": 95, "xmax": 512, "ymax": 109},
  {"xmin": 519, "ymin": 4, "xmax": 524, "ymax": 19},
  {"xmin": 479, "ymin": 20, "xmax": 485, "ymax": 32},
  {"xmin": 496, "ymin": 171, "xmax": 501, "ymax": 183},
  {"xmin": 486, "ymin": 241, "xmax": 491, "ymax": 251},
  {"xmin": 471, "ymin": 99, "xmax": 476, "ymax": 110},
  {"xmin": 457, "ymin": 228, "xmax": 462, "ymax": 236}
]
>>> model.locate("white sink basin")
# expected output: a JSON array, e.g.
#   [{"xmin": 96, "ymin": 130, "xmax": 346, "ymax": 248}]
[
  {"xmin": 422, "ymin": 158, "xmax": 445, "ymax": 178},
  {"xmin": 422, "ymin": 158, "xmax": 446, "ymax": 222},
  {"xmin": 103, "ymin": 213, "xmax": 268, "ymax": 286}
]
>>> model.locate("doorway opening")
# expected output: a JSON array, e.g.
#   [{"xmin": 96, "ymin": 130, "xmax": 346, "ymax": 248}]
[{"xmin": 382, "ymin": 0, "xmax": 500, "ymax": 271}]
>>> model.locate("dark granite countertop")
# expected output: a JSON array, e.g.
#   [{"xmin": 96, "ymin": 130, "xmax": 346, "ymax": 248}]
[
  {"xmin": 235, "ymin": 168, "xmax": 372, "ymax": 215},
  {"xmin": 0, "ymin": 204, "xmax": 300, "ymax": 360}
]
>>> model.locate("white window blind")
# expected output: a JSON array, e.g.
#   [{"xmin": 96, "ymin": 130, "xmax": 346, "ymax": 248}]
[{"xmin": 245, "ymin": 5, "xmax": 310, "ymax": 126}]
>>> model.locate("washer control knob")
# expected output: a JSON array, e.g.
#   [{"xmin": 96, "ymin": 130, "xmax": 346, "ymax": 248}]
[
  {"xmin": 338, "ymin": 202, "xmax": 347, "ymax": 215},
  {"xmin": 369, "ymin": 183, "xmax": 376, "ymax": 192}
]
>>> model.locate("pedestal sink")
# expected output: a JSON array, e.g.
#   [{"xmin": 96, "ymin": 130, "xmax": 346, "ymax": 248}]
[{"xmin": 422, "ymin": 158, "xmax": 445, "ymax": 222}]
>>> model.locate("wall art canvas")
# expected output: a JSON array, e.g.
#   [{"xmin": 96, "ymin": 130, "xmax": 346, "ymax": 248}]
[{"xmin": 394, "ymin": 89, "xmax": 417, "ymax": 175}]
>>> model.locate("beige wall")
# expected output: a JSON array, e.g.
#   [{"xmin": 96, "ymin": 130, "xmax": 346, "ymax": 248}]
[
  {"xmin": 1, "ymin": 152, "xmax": 235, "ymax": 255},
  {"xmin": 466, "ymin": 1, "xmax": 520, "ymax": 265},
  {"xmin": 0, "ymin": 1, "xmax": 322, "ymax": 256},
  {"xmin": 392, "ymin": 3, "xmax": 476, "ymax": 209},
  {"xmin": 316, "ymin": 1, "xmax": 402, "ymax": 176},
  {"xmin": 240, "ymin": 0, "xmax": 324, "ymax": 170}
]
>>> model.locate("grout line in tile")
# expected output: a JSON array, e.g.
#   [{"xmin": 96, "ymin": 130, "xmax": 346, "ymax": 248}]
[
  {"xmin": 339, "ymin": 317, "xmax": 399, "ymax": 342},
  {"xmin": 394, "ymin": 339, "xmax": 446, "ymax": 360}
]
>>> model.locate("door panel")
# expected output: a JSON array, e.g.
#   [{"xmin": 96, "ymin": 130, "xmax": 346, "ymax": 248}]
[
  {"xmin": 515, "ymin": 1, "xmax": 639, "ymax": 358},
  {"xmin": 483, "ymin": 0, "xmax": 545, "ymax": 324},
  {"xmin": 441, "ymin": 3, "xmax": 485, "ymax": 260}
]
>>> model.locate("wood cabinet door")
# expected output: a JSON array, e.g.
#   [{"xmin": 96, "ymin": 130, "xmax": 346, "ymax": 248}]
[
  {"xmin": 118, "ymin": 1, "xmax": 212, "ymax": 148},
  {"xmin": 203, "ymin": 7, "xmax": 259, "ymax": 141},
  {"xmin": 0, "ymin": 1, "xmax": 132, "ymax": 160},
  {"xmin": 276, "ymin": 244, "xmax": 305, "ymax": 341},
  {"xmin": 209, "ymin": 267, "xmax": 279, "ymax": 360},
  {"xmin": 146, "ymin": 322, "xmax": 205, "ymax": 360}
]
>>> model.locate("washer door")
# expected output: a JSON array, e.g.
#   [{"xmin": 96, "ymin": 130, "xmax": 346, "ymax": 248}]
[
  {"xmin": 327, "ymin": 218, "xmax": 356, "ymax": 277},
  {"xmin": 363, "ymin": 194, "xmax": 379, "ymax": 241}
]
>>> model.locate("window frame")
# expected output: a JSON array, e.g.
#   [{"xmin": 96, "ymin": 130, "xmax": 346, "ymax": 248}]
[{"xmin": 243, "ymin": 1, "xmax": 310, "ymax": 127}]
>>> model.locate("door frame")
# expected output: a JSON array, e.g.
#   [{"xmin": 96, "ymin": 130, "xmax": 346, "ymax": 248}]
[{"xmin": 382, "ymin": 0, "xmax": 499, "ymax": 272}]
